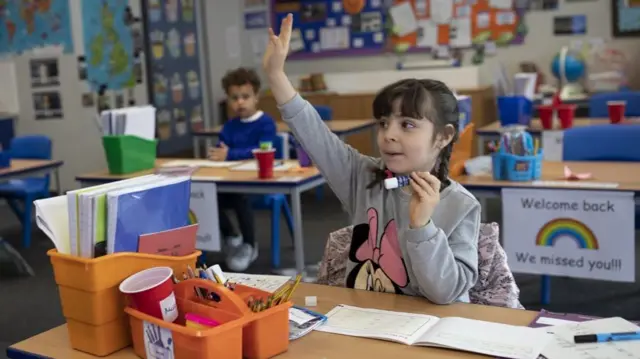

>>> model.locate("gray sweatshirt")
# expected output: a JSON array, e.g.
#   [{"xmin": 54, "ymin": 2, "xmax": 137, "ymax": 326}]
[{"xmin": 279, "ymin": 94, "xmax": 480, "ymax": 304}]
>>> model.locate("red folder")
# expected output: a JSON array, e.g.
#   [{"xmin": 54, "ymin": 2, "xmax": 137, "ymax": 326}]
[{"xmin": 138, "ymin": 224, "xmax": 198, "ymax": 256}]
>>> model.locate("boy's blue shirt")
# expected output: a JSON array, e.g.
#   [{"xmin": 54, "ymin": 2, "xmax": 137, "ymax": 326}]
[{"xmin": 218, "ymin": 111, "xmax": 276, "ymax": 161}]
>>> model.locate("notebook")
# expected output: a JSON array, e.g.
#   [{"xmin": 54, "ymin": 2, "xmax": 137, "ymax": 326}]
[
  {"xmin": 106, "ymin": 176, "xmax": 191, "ymax": 254},
  {"xmin": 100, "ymin": 105, "xmax": 156, "ymax": 140},
  {"xmin": 289, "ymin": 306, "xmax": 327, "ymax": 341},
  {"xmin": 34, "ymin": 196, "xmax": 70, "ymax": 254},
  {"xmin": 316, "ymin": 305, "xmax": 550, "ymax": 359}
]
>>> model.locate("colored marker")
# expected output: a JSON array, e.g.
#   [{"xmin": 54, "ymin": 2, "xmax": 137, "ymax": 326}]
[
  {"xmin": 574, "ymin": 331, "xmax": 640, "ymax": 344},
  {"xmin": 384, "ymin": 175, "xmax": 410, "ymax": 190}
]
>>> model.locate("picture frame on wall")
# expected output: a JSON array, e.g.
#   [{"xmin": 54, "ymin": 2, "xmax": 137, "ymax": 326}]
[{"xmin": 612, "ymin": 0, "xmax": 640, "ymax": 37}]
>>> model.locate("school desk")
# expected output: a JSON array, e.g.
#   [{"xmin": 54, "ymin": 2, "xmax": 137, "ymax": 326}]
[
  {"xmin": 191, "ymin": 119, "xmax": 377, "ymax": 158},
  {"xmin": 75, "ymin": 159, "xmax": 325, "ymax": 275},
  {"xmin": 0, "ymin": 159, "xmax": 64, "ymax": 194},
  {"xmin": 475, "ymin": 117, "xmax": 640, "ymax": 155},
  {"xmin": 6, "ymin": 283, "xmax": 538, "ymax": 359}
]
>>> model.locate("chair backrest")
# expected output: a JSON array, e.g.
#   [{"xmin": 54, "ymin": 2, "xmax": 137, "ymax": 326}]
[
  {"xmin": 272, "ymin": 133, "xmax": 285, "ymax": 160},
  {"xmin": 449, "ymin": 123, "xmax": 475, "ymax": 178},
  {"xmin": 10, "ymin": 135, "xmax": 52, "ymax": 160},
  {"xmin": 313, "ymin": 105, "xmax": 333, "ymax": 121},
  {"xmin": 563, "ymin": 124, "xmax": 640, "ymax": 161},
  {"xmin": 588, "ymin": 91, "xmax": 640, "ymax": 117},
  {"xmin": 316, "ymin": 223, "xmax": 524, "ymax": 309}
]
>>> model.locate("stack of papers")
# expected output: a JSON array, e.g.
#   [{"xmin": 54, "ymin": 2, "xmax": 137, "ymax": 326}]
[
  {"xmin": 98, "ymin": 105, "xmax": 155, "ymax": 140},
  {"xmin": 35, "ymin": 174, "xmax": 192, "ymax": 258}
]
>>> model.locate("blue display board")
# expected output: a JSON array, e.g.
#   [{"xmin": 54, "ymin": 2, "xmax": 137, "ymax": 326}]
[{"xmin": 272, "ymin": 0, "xmax": 387, "ymax": 59}]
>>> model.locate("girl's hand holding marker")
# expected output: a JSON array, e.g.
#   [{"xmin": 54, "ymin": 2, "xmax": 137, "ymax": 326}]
[{"xmin": 386, "ymin": 173, "xmax": 441, "ymax": 229}]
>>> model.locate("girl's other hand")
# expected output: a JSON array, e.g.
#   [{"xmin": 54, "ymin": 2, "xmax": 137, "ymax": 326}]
[{"xmin": 262, "ymin": 13, "xmax": 292, "ymax": 76}]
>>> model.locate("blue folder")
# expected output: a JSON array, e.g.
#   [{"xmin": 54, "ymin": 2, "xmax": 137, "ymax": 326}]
[{"xmin": 107, "ymin": 176, "xmax": 191, "ymax": 253}]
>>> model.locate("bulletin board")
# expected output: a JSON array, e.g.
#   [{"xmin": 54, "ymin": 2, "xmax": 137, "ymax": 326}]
[{"xmin": 271, "ymin": 0, "xmax": 530, "ymax": 59}]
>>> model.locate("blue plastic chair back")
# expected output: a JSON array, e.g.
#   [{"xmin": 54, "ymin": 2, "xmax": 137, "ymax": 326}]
[
  {"xmin": 313, "ymin": 105, "xmax": 333, "ymax": 121},
  {"xmin": 10, "ymin": 135, "xmax": 52, "ymax": 160},
  {"xmin": 272, "ymin": 134, "xmax": 285, "ymax": 160},
  {"xmin": 588, "ymin": 91, "xmax": 640, "ymax": 117},
  {"xmin": 563, "ymin": 125, "xmax": 640, "ymax": 161}
]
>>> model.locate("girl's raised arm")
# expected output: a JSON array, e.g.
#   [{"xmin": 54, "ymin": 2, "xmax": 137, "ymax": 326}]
[{"xmin": 263, "ymin": 15, "xmax": 371, "ymax": 214}]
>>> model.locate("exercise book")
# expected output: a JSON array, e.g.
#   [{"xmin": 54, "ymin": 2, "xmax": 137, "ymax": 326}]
[{"xmin": 316, "ymin": 305, "xmax": 550, "ymax": 359}]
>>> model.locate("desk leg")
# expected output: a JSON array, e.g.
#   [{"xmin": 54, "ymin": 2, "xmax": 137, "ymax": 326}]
[
  {"xmin": 290, "ymin": 187, "xmax": 306, "ymax": 275},
  {"xmin": 193, "ymin": 137, "xmax": 201, "ymax": 158},
  {"xmin": 54, "ymin": 168, "xmax": 62, "ymax": 195}
]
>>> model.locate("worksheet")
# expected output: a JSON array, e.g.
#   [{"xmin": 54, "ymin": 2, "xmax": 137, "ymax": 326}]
[{"xmin": 540, "ymin": 317, "xmax": 640, "ymax": 359}]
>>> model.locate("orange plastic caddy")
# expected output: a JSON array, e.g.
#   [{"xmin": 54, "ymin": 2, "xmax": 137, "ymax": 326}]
[
  {"xmin": 48, "ymin": 249, "xmax": 200, "ymax": 356},
  {"xmin": 126, "ymin": 278, "xmax": 292, "ymax": 359}
]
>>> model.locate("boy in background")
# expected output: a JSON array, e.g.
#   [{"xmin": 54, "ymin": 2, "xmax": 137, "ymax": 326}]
[{"xmin": 209, "ymin": 67, "xmax": 276, "ymax": 271}]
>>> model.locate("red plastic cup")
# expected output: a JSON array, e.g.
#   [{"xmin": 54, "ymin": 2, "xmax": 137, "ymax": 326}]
[
  {"xmin": 537, "ymin": 105, "xmax": 554, "ymax": 129},
  {"xmin": 119, "ymin": 267, "xmax": 178, "ymax": 322},
  {"xmin": 557, "ymin": 104, "xmax": 576, "ymax": 129},
  {"xmin": 607, "ymin": 101, "xmax": 626, "ymax": 124},
  {"xmin": 253, "ymin": 148, "xmax": 276, "ymax": 179}
]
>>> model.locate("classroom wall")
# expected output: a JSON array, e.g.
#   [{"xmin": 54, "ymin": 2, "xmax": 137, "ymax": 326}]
[{"xmin": 210, "ymin": 0, "xmax": 638, "ymax": 111}]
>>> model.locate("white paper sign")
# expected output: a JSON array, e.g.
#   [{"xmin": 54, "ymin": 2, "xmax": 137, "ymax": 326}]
[
  {"xmin": 541, "ymin": 130, "xmax": 563, "ymax": 161},
  {"xmin": 190, "ymin": 182, "xmax": 221, "ymax": 252},
  {"xmin": 502, "ymin": 188, "xmax": 635, "ymax": 282}
]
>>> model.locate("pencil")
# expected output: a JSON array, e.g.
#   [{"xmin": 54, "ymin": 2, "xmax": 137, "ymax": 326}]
[{"xmin": 283, "ymin": 275, "xmax": 303, "ymax": 302}]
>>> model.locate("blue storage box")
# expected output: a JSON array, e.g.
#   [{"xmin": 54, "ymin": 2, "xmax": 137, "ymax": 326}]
[
  {"xmin": 492, "ymin": 151, "xmax": 543, "ymax": 181},
  {"xmin": 497, "ymin": 96, "xmax": 533, "ymax": 127},
  {"xmin": 457, "ymin": 95, "xmax": 472, "ymax": 132},
  {"xmin": 0, "ymin": 151, "xmax": 10, "ymax": 169}
]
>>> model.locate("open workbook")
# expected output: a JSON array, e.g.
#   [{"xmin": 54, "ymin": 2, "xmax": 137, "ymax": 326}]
[{"xmin": 316, "ymin": 305, "xmax": 550, "ymax": 359}]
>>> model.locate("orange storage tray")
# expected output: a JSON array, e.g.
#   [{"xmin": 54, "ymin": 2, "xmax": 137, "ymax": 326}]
[
  {"xmin": 48, "ymin": 249, "xmax": 201, "ymax": 357},
  {"xmin": 126, "ymin": 279, "xmax": 291, "ymax": 359}
]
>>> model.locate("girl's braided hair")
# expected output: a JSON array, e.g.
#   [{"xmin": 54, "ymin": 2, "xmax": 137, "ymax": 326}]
[{"xmin": 366, "ymin": 79, "xmax": 460, "ymax": 190}]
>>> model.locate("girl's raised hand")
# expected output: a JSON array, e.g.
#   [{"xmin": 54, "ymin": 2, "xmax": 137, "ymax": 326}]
[{"xmin": 262, "ymin": 13, "xmax": 293, "ymax": 75}]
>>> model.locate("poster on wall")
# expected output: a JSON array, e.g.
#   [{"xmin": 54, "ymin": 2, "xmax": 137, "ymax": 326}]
[
  {"xmin": 502, "ymin": 188, "xmax": 635, "ymax": 282},
  {"xmin": 612, "ymin": 0, "xmax": 640, "ymax": 37},
  {"xmin": 81, "ymin": 1, "xmax": 140, "ymax": 91},
  {"xmin": 29, "ymin": 58, "xmax": 60, "ymax": 88},
  {"xmin": 143, "ymin": 0, "xmax": 205, "ymax": 154},
  {"xmin": 189, "ymin": 182, "xmax": 221, "ymax": 252},
  {"xmin": 553, "ymin": 15, "xmax": 587, "ymax": 36},
  {"xmin": 0, "ymin": 0, "xmax": 74, "ymax": 55},
  {"xmin": 33, "ymin": 91, "xmax": 63, "ymax": 120}
]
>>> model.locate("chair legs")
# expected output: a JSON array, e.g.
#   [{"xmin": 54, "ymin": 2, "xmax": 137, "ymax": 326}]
[
  {"xmin": 6, "ymin": 197, "xmax": 33, "ymax": 248},
  {"xmin": 269, "ymin": 195, "xmax": 296, "ymax": 269}
]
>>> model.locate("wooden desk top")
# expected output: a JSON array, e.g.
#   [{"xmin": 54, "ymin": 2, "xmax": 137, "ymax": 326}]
[
  {"xmin": 476, "ymin": 117, "xmax": 640, "ymax": 134},
  {"xmin": 194, "ymin": 119, "xmax": 376, "ymax": 136},
  {"xmin": 75, "ymin": 159, "xmax": 321, "ymax": 185},
  {"xmin": 8, "ymin": 283, "xmax": 538, "ymax": 359},
  {"xmin": 0, "ymin": 159, "xmax": 63, "ymax": 179},
  {"xmin": 458, "ymin": 161, "xmax": 640, "ymax": 191}
]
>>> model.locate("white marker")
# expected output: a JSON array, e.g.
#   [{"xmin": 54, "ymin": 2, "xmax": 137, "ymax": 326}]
[{"xmin": 384, "ymin": 175, "xmax": 410, "ymax": 189}]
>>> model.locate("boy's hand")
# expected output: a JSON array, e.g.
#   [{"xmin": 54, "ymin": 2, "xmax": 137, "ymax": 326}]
[
  {"xmin": 408, "ymin": 172, "xmax": 441, "ymax": 229},
  {"xmin": 263, "ymin": 13, "xmax": 292, "ymax": 75},
  {"xmin": 208, "ymin": 143, "xmax": 228, "ymax": 161}
]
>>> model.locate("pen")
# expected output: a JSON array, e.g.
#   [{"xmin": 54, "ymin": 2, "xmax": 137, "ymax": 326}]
[{"xmin": 574, "ymin": 331, "xmax": 640, "ymax": 343}]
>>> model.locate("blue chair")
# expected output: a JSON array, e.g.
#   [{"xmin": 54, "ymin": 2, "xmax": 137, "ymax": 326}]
[
  {"xmin": 252, "ymin": 134, "xmax": 295, "ymax": 268},
  {"xmin": 537, "ymin": 124, "xmax": 640, "ymax": 305},
  {"xmin": 588, "ymin": 91, "xmax": 640, "ymax": 117},
  {"xmin": 0, "ymin": 135, "xmax": 52, "ymax": 248},
  {"xmin": 314, "ymin": 105, "xmax": 333, "ymax": 121}
]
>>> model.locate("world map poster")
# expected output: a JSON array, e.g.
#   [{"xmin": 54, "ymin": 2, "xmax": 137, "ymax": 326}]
[
  {"xmin": 0, "ymin": 0, "xmax": 74, "ymax": 54},
  {"xmin": 81, "ymin": 0, "xmax": 136, "ymax": 90}
]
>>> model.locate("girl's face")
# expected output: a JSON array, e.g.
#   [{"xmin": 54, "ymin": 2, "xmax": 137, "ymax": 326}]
[{"xmin": 377, "ymin": 99, "xmax": 453, "ymax": 175}]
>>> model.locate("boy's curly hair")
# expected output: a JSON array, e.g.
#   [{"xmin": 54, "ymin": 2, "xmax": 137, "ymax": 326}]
[{"xmin": 221, "ymin": 67, "xmax": 261, "ymax": 94}]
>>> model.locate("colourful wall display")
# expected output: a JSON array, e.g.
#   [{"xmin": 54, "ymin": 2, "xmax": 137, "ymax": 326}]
[{"xmin": 271, "ymin": 0, "xmax": 530, "ymax": 59}]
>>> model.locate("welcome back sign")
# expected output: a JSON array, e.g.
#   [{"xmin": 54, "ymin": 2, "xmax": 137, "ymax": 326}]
[{"xmin": 501, "ymin": 188, "xmax": 635, "ymax": 282}]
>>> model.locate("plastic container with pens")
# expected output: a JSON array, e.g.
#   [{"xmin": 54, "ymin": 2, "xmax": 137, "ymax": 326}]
[
  {"xmin": 491, "ymin": 126, "xmax": 543, "ymax": 182},
  {"xmin": 125, "ymin": 278, "xmax": 292, "ymax": 359}
]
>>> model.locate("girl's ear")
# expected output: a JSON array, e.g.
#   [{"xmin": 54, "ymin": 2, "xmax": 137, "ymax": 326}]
[{"xmin": 436, "ymin": 124, "xmax": 456, "ymax": 148}]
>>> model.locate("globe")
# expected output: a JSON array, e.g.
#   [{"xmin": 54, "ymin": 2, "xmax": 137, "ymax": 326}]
[{"xmin": 551, "ymin": 50, "xmax": 586, "ymax": 83}]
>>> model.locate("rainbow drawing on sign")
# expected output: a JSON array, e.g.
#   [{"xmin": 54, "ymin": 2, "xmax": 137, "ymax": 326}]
[
  {"xmin": 188, "ymin": 209, "xmax": 198, "ymax": 224},
  {"xmin": 536, "ymin": 218, "xmax": 598, "ymax": 250}
]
